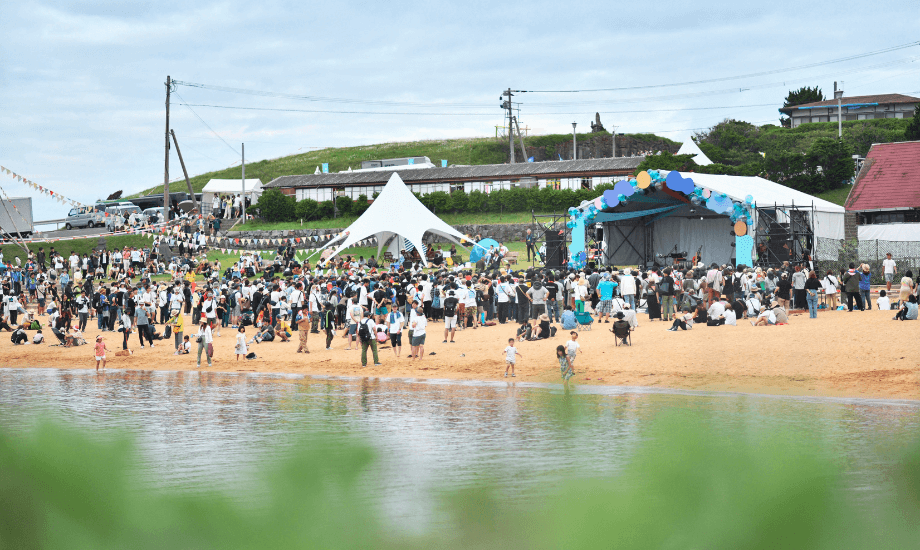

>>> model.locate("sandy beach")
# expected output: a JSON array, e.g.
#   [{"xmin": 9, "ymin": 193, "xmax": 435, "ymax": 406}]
[{"xmin": 3, "ymin": 309, "xmax": 918, "ymax": 400}]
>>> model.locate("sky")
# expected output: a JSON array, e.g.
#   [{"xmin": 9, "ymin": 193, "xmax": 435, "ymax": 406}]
[{"xmin": 2, "ymin": 0, "xmax": 919, "ymax": 220}]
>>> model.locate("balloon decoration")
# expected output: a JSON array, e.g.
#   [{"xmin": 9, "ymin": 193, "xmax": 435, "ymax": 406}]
[{"xmin": 565, "ymin": 170, "xmax": 760, "ymax": 268}]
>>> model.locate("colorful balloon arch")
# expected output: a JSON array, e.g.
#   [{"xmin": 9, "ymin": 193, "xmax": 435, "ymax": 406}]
[{"xmin": 565, "ymin": 170, "xmax": 756, "ymax": 269}]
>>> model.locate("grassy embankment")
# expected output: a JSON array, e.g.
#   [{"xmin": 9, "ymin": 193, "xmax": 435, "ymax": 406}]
[{"xmin": 131, "ymin": 132, "xmax": 675, "ymax": 199}]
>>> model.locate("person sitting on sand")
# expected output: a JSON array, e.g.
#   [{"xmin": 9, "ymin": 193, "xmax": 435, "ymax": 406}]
[
  {"xmin": 752, "ymin": 305, "xmax": 776, "ymax": 326},
  {"xmin": 560, "ymin": 305, "xmax": 577, "ymax": 331},
  {"xmin": 893, "ymin": 295, "xmax": 918, "ymax": 321},
  {"xmin": 770, "ymin": 302, "xmax": 790, "ymax": 325}
]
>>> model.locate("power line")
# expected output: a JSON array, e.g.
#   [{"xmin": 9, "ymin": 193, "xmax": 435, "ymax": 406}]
[
  {"xmin": 515, "ymin": 40, "xmax": 920, "ymax": 93},
  {"xmin": 173, "ymin": 102, "xmax": 781, "ymax": 117},
  {"xmin": 173, "ymin": 80, "xmax": 486, "ymax": 108},
  {"xmin": 173, "ymin": 91, "xmax": 240, "ymax": 156},
  {"xmin": 523, "ymin": 57, "xmax": 919, "ymax": 106}
]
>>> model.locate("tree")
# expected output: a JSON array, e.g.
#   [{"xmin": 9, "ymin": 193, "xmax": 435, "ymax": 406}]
[
  {"xmin": 634, "ymin": 152, "xmax": 698, "ymax": 173},
  {"xmin": 780, "ymin": 86, "xmax": 825, "ymax": 127},
  {"xmin": 905, "ymin": 104, "xmax": 920, "ymax": 141},
  {"xmin": 806, "ymin": 137, "xmax": 854, "ymax": 193},
  {"xmin": 295, "ymin": 198, "xmax": 318, "ymax": 221},
  {"xmin": 254, "ymin": 189, "xmax": 295, "ymax": 222}
]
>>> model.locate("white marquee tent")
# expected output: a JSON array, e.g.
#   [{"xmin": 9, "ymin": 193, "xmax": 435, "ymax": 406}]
[
  {"xmin": 202, "ymin": 179, "xmax": 263, "ymax": 216},
  {"xmin": 318, "ymin": 172, "xmax": 468, "ymax": 264},
  {"xmin": 675, "ymin": 139, "xmax": 714, "ymax": 166}
]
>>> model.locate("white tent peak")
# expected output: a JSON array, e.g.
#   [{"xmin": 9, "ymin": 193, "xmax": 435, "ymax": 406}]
[
  {"xmin": 314, "ymin": 166, "xmax": 321, "ymax": 174},
  {"xmin": 676, "ymin": 138, "xmax": 713, "ymax": 166},
  {"xmin": 319, "ymin": 172, "xmax": 468, "ymax": 264}
]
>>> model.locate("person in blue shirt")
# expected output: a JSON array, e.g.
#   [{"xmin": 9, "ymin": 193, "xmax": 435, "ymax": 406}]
[
  {"xmin": 858, "ymin": 264, "xmax": 872, "ymax": 310},
  {"xmin": 594, "ymin": 273, "xmax": 619, "ymax": 324},
  {"xmin": 561, "ymin": 304, "xmax": 578, "ymax": 330}
]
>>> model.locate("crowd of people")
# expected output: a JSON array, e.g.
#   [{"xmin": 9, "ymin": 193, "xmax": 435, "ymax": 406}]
[{"xmin": 2, "ymin": 230, "xmax": 918, "ymax": 380}]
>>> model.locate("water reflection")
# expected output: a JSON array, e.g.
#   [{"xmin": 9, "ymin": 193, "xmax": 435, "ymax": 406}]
[{"xmin": 0, "ymin": 368, "xmax": 917, "ymax": 528}]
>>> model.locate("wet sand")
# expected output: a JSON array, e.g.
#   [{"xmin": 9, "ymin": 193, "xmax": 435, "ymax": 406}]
[{"xmin": 3, "ymin": 309, "xmax": 918, "ymax": 400}]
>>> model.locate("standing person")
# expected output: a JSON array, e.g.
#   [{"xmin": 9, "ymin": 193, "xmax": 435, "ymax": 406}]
[
  {"xmin": 386, "ymin": 308, "xmax": 404, "ymax": 357},
  {"xmin": 645, "ymin": 278, "xmax": 661, "ymax": 322},
  {"xmin": 168, "ymin": 308, "xmax": 184, "ymax": 355},
  {"xmin": 75, "ymin": 290, "xmax": 89, "ymax": 332},
  {"xmin": 235, "ymin": 326, "xmax": 247, "ymax": 361},
  {"xmin": 594, "ymin": 273, "xmax": 618, "ymax": 324},
  {"xmin": 544, "ymin": 275, "xmax": 560, "ymax": 322},
  {"xmin": 496, "ymin": 276, "xmax": 512, "ymax": 324},
  {"xmin": 842, "ymin": 263, "xmax": 863, "ymax": 311},
  {"xmin": 196, "ymin": 320, "xmax": 213, "ymax": 368},
  {"xmin": 358, "ymin": 310, "xmax": 380, "ymax": 367},
  {"xmin": 409, "ymin": 306, "xmax": 427, "ymax": 360},
  {"xmin": 775, "ymin": 273, "xmax": 792, "ymax": 311},
  {"xmin": 503, "ymin": 338, "xmax": 521, "ymax": 377},
  {"xmin": 442, "ymin": 290, "xmax": 459, "ymax": 343},
  {"xmin": 321, "ymin": 303, "xmax": 335, "ymax": 350},
  {"xmin": 882, "ymin": 252, "xmax": 897, "ymax": 292},
  {"xmin": 119, "ymin": 309, "xmax": 132, "ymax": 350},
  {"xmin": 135, "ymin": 301, "xmax": 153, "ymax": 348},
  {"xmin": 524, "ymin": 229, "xmax": 536, "ymax": 263},
  {"xmin": 658, "ymin": 268, "xmax": 676, "ymax": 322},
  {"xmin": 899, "ymin": 270, "xmax": 915, "ymax": 307},
  {"xmin": 557, "ymin": 345, "xmax": 574, "ymax": 382},
  {"xmin": 791, "ymin": 266, "xmax": 807, "ymax": 310},
  {"xmin": 295, "ymin": 309, "xmax": 311, "ymax": 353},
  {"xmin": 805, "ymin": 271, "xmax": 821, "ymax": 319},
  {"xmin": 859, "ymin": 264, "xmax": 872, "ymax": 310},
  {"xmin": 565, "ymin": 331, "xmax": 581, "ymax": 371},
  {"xmin": 822, "ymin": 270, "xmax": 840, "ymax": 311},
  {"xmin": 94, "ymin": 335, "xmax": 109, "ymax": 371}
]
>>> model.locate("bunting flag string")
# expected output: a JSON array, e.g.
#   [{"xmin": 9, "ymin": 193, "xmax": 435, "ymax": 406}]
[{"xmin": 0, "ymin": 165, "xmax": 88, "ymax": 209}]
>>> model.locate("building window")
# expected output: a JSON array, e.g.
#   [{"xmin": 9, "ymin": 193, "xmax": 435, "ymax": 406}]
[
  {"xmin": 546, "ymin": 178, "xmax": 561, "ymax": 190},
  {"xmin": 450, "ymin": 183, "xmax": 464, "ymax": 194},
  {"xmin": 580, "ymin": 177, "xmax": 592, "ymax": 190}
]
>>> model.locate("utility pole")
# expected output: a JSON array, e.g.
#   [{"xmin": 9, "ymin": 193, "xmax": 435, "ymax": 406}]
[
  {"xmin": 572, "ymin": 122, "xmax": 577, "ymax": 160},
  {"xmin": 513, "ymin": 116, "xmax": 527, "ymax": 162},
  {"xmin": 610, "ymin": 125, "xmax": 619, "ymax": 158},
  {"xmin": 502, "ymin": 89, "xmax": 514, "ymax": 163},
  {"xmin": 163, "ymin": 75, "xmax": 171, "ymax": 222},
  {"xmin": 834, "ymin": 81, "xmax": 844, "ymax": 138},
  {"xmin": 241, "ymin": 143, "xmax": 246, "ymax": 224},
  {"xmin": 170, "ymin": 130, "xmax": 197, "ymax": 213}
]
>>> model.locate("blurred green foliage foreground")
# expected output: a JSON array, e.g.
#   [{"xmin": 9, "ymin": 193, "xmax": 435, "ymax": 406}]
[{"xmin": 1, "ymin": 410, "xmax": 918, "ymax": 550}]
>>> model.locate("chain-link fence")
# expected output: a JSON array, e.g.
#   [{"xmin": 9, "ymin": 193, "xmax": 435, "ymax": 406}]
[{"xmin": 815, "ymin": 237, "xmax": 920, "ymax": 284}]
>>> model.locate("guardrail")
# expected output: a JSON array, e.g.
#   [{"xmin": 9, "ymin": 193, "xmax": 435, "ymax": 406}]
[{"xmin": 33, "ymin": 219, "xmax": 67, "ymax": 230}]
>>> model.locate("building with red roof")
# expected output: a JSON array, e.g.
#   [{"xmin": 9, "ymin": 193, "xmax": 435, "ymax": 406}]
[{"xmin": 845, "ymin": 140, "xmax": 920, "ymax": 241}]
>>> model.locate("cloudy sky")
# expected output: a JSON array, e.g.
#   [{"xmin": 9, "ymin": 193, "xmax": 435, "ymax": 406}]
[{"xmin": 2, "ymin": 0, "xmax": 919, "ymax": 219}]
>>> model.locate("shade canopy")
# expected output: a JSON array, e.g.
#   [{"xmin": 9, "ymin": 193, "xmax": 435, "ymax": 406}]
[{"xmin": 320, "ymin": 172, "xmax": 468, "ymax": 264}]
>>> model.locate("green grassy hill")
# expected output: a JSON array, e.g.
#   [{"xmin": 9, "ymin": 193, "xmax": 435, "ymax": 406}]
[{"xmin": 132, "ymin": 132, "xmax": 675, "ymax": 198}]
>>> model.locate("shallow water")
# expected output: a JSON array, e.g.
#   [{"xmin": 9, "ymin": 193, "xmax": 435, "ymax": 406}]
[{"xmin": 0, "ymin": 369, "xmax": 917, "ymax": 529}]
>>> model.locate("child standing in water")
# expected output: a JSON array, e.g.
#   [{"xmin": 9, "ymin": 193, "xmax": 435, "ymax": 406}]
[
  {"xmin": 235, "ymin": 326, "xmax": 247, "ymax": 361},
  {"xmin": 94, "ymin": 335, "xmax": 109, "ymax": 371},
  {"xmin": 557, "ymin": 344, "xmax": 574, "ymax": 382},
  {"xmin": 565, "ymin": 331, "xmax": 582, "ymax": 373},
  {"xmin": 504, "ymin": 338, "xmax": 522, "ymax": 377}
]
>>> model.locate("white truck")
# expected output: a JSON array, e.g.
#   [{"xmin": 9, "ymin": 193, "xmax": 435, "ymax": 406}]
[{"xmin": 0, "ymin": 197, "xmax": 33, "ymax": 237}]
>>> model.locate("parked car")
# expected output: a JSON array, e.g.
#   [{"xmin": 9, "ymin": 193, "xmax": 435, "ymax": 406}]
[
  {"xmin": 104, "ymin": 204, "xmax": 145, "ymax": 231},
  {"xmin": 64, "ymin": 206, "xmax": 103, "ymax": 230},
  {"xmin": 142, "ymin": 207, "xmax": 166, "ymax": 225}
]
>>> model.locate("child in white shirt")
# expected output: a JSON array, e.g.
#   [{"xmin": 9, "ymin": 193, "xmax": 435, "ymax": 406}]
[
  {"xmin": 877, "ymin": 290, "xmax": 891, "ymax": 310},
  {"xmin": 503, "ymin": 338, "xmax": 522, "ymax": 377}
]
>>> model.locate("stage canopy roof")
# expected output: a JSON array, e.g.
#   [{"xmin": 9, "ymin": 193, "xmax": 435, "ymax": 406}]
[
  {"xmin": 672, "ymin": 172, "xmax": 845, "ymax": 214},
  {"xmin": 319, "ymin": 172, "xmax": 468, "ymax": 263}
]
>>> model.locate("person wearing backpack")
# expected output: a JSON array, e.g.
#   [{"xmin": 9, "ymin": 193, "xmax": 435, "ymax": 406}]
[
  {"xmin": 358, "ymin": 310, "xmax": 381, "ymax": 367},
  {"xmin": 442, "ymin": 290, "xmax": 459, "ymax": 343},
  {"xmin": 658, "ymin": 267, "xmax": 676, "ymax": 322}
]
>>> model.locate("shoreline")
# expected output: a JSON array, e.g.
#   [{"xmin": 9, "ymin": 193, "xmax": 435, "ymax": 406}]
[{"xmin": 3, "ymin": 308, "xmax": 918, "ymax": 401}]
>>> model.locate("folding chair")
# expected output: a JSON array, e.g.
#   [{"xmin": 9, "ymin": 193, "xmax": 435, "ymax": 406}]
[
  {"xmin": 574, "ymin": 311, "xmax": 594, "ymax": 331},
  {"xmin": 612, "ymin": 322, "xmax": 631, "ymax": 346}
]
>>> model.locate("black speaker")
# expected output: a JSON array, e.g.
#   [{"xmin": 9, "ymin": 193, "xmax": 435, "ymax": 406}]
[{"xmin": 544, "ymin": 229, "xmax": 565, "ymax": 269}]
